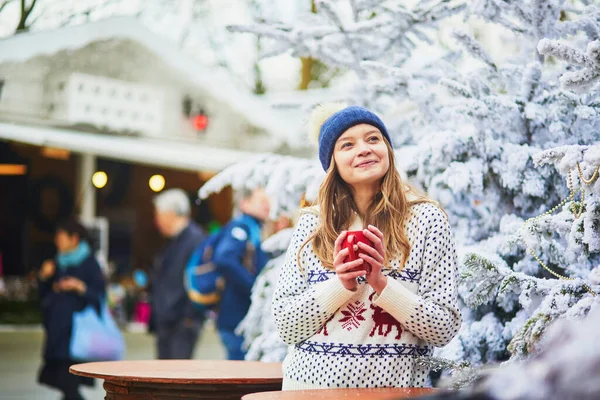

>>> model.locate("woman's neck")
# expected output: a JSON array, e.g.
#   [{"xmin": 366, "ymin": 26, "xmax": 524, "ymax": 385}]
[{"xmin": 352, "ymin": 184, "xmax": 379, "ymax": 215}]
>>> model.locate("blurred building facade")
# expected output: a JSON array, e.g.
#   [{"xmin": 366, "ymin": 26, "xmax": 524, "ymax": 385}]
[{"xmin": 0, "ymin": 18, "xmax": 306, "ymax": 282}]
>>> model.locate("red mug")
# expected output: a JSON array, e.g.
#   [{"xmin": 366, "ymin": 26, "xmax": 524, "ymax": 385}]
[{"xmin": 342, "ymin": 230, "xmax": 374, "ymax": 273}]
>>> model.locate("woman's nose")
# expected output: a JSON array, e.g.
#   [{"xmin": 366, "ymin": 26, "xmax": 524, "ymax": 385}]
[{"xmin": 356, "ymin": 141, "xmax": 372, "ymax": 156}]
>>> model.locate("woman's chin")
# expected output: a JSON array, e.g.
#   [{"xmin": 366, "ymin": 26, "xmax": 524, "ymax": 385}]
[{"xmin": 349, "ymin": 170, "xmax": 386, "ymax": 186}]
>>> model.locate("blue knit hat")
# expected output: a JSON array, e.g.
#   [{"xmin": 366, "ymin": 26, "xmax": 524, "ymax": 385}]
[{"xmin": 318, "ymin": 106, "xmax": 392, "ymax": 171}]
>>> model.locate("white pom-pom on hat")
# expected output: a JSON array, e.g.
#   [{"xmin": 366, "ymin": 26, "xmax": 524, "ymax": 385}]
[{"xmin": 307, "ymin": 102, "xmax": 348, "ymax": 147}]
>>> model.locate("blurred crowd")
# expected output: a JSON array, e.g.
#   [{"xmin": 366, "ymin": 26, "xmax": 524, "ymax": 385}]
[{"xmin": 34, "ymin": 186, "xmax": 288, "ymax": 400}]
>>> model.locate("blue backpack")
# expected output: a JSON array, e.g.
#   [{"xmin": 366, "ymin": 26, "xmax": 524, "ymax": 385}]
[{"xmin": 185, "ymin": 216, "xmax": 262, "ymax": 311}]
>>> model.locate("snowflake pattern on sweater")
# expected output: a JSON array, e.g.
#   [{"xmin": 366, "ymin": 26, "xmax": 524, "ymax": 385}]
[{"xmin": 273, "ymin": 203, "xmax": 461, "ymax": 389}]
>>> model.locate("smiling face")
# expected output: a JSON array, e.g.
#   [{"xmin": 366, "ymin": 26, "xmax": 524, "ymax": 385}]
[{"xmin": 332, "ymin": 123, "xmax": 390, "ymax": 189}]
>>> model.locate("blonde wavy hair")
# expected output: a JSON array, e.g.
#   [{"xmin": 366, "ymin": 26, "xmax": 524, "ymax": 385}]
[{"xmin": 298, "ymin": 131, "xmax": 438, "ymax": 272}]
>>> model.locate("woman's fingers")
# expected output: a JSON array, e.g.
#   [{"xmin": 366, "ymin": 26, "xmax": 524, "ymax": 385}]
[
  {"xmin": 336, "ymin": 257, "xmax": 365, "ymax": 274},
  {"xmin": 364, "ymin": 226, "xmax": 385, "ymax": 254},
  {"xmin": 357, "ymin": 241, "xmax": 383, "ymax": 263},
  {"xmin": 339, "ymin": 269, "xmax": 367, "ymax": 280},
  {"xmin": 358, "ymin": 252, "xmax": 380, "ymax": 269},
  {"xmin": 367, "ymin": 224, "xmax": 384, "ymax": 240},
  {"xmin": 334, "ymin": 231, "xmax": 347, "ymax": 255},
  {"xmin": 335, "ymin": 256, "xmax": 366, "ymax": 291},
  {"xmin": 334, "ymin": 247, "xmax": 350, "ymax": 266}
]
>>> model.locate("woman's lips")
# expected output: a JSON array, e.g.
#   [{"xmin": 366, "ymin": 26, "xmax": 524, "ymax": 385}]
[{"xmin": 356, "ymin": 160, "xmax": 377, "ymax": 168}]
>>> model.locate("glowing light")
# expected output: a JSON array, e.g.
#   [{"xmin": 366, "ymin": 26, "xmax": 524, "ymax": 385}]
[
  {"xmin": 149, "ymin": 174, "xmax": 165, "ymax": 192},
  {"xmin": 0, "ymin": 164, "xmax": 26, "ymax": 175},
  {"xmin": 92, "ymin": 171, "xmax": 108, "ymax": 189},
  {"xmin": 192, "ymin": 114, "xmax": 209, "ymax": 131}
]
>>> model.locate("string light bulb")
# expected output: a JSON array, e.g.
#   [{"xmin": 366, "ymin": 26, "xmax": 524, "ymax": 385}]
[
  {"xmin": 92, "ymin": 171, "xmax": 108, "ymax": 189},
  {"xmin": 149, "ymin": 174, "xmax": 165, "ymax": 192}
]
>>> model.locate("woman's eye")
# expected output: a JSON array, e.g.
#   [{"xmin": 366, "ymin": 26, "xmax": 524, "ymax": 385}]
[
  {"xmin": 368, "ymin": 136, "xmax": 380, "ymax": 142},
  {"xmin": 341, "ymin": 142, "xmax": 352, "ymax": 148}
]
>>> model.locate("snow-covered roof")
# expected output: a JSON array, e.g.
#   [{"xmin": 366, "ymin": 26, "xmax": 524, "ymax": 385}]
[
  {"xmin": 0, "ymin": 17, "xmax": 303, "ymax": 148},
  {"xmin": 0, "ymin": 122, "xmax": 268, "ymax": 172}
]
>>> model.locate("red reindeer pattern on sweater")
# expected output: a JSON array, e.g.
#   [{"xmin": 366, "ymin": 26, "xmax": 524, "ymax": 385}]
[
  {"xmin": 318, "ymin": 293, "xmax": 403, "ymax": 339},
  {"xmin": 368, "ymin": 292, "xmax": 402, "ymax": 339}
]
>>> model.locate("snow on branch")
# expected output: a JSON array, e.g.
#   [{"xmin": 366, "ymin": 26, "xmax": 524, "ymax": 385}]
[
  {"xmin": 508, "ymin": 281, "xmax": 596, "ymax": 359},
  {"xmin": 557, "ymin": 16, "xmax": 600, "ymax": 41},
  {"xmin": 198, "ymin": 154, "xmax": 324, "ymax": 219},
  {"xmin": 533, "ymin": 144, "xmax": 600, "ymax": 177},
  {"xmin": 520, "ymin": 62, "xmax": 542, "ymax": 101},
  {"xmin": 439, "ymin": 78, "xmax": 473, "ymax": 98},
  {"xmin": 415, "ymin": 356, "xmax": 480, "ymax": 389},
  {"xmin": 538, "ymin": 39, "xmax": 600, "ymax": 92},
  {"xmin": 469, "ymin": 0, "xmax": 530, "ymax": 35},
  {"xmin": 415, "ymin": 0, "xmax": 468, "ymax": 25},
  {"xmin": 452, "ymin": 30, "xmax": 497, "ymax": 71},
  {"xmin": 460, "ymin": 253, "xmax": 509, "ymax": 307},
  {"xmin": 228, "ymin": 0, "xmax": 465, "ymax": 76}
]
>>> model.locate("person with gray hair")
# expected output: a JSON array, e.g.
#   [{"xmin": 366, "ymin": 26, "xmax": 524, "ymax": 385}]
[
  {"xmin": 153, "ymin": 188, "xmax": 191, "ymax": 219},
  {"xmin": 150, "ymin": 188, "xmax": 207, "ymax": 359}
]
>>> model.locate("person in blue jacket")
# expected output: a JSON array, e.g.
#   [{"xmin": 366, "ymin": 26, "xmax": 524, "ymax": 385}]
[
  {"xmin": 212, "ymin": 187, "xmax": 271, "ymax": 360},
  {"xmin": 37, "ymin": 218, "xmax": 106, "ymax": 400}
]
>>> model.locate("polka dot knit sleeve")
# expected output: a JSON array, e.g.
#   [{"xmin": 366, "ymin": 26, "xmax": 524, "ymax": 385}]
[
  {"xmin": 373, "ymin": 206, "xmax": 461, "ymax": 347},
  {"xmin": 272, "ymin": 212, "xmax": 355, "ymax": 345}
]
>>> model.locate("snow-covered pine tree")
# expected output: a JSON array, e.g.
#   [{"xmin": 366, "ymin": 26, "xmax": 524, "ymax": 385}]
[
  {"xmin": 217, "ymin": 0, "xmax": 600, "ymax": 371},
  {"xmin": 235, "ymin": 228, "xmax": 294, "ymax": 362},
  {"xmin": 430, "ymin": 0, "xmax": 600, "ymax": 369}
]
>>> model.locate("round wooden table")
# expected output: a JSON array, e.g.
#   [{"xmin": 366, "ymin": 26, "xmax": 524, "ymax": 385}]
[
  {"xmin": 70, "ymin": 360, "xmax": 283, "ymax": 400},
  {"xmin": 242, "ymin": 388, "xmax": 437, "ymax": 399}
]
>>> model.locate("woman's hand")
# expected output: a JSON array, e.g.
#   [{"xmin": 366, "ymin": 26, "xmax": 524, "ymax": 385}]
[
  {"xmin": 333, "ymin": 231, "xmax": 367, "ymax": 291},
  {"xmin": 358, "ymin": 225, "xmax": 388, "ymax": 294},
  {"xmin": 54, "ymin": 276, "xmax": 87, "ymax": 295},
  {"xmin": 39, "ymin": 260, "xmax": 56, "ymax": 280}
]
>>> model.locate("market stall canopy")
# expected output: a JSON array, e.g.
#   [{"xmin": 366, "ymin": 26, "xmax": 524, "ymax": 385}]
[{"xmin": 0, "ymin": 122, "xmax": 269, "ymax": 172}]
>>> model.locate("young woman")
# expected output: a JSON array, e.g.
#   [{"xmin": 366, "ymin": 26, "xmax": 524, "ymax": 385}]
[
  {"xmin": 273, "ymin": 105, "xmax": 461, "ymax": 390},
  {"xmin": 38, "ymin": 219, "xmax": 106, "ymax": 400}
]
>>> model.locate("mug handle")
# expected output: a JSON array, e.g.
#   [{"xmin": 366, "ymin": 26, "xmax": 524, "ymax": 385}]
[{"xmin": 347, "ymin": 234, "xmax": 356, "ymax": 261}]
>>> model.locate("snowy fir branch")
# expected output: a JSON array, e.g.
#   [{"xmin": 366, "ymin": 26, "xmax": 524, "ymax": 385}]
[
  {"xmin": 435, "ymin": 304, "xmax": 600, "ymax": 399},
  {"xmin": 228, "ymin": 0, "xmax": 465, "ymax": 78},
  {"xmin": 415, "ymin": 356, "xmax": 480, "ymax": 389},
  {"xmin": 533, "ymin": 144, "xmax": 600, "ymax": 173},
  {"xmin": 198, "ymin": 154, "xmax": 324, "ymax": 219},
  {"xmin": 520, "ymin": 62, "xmax": 542, "ymax": 102},
  {"xmin": 538, "ymin": 39, "xmax": 600, "ymax": 92},
  {"xmin": 508, "ymin": 282, "xmax": 597, "ymax": 359},
  {"xmin": 452, "ymin": 30, "xmax": 497, "ymax": 71},
  {"xmin": 557, "ymin": 17, "xmax": 600, "ymax": 41},
  {"xmin": 439, "ymin": 78, "xmax": 473, "ymax": 98},
  {"xmin": 469, "ymin": 0, "xmax": 532, "ymax": 35},
  {"xmin": 416, "ymin": 355, "xmax": 472, "ymax": 373},
  {"xmin": 460, "ymin": 253, "xmax": 510, "ymax": 308},
  {"xmin": 236, "ymin": 252, "xmax": 289, "ymax": 362}
]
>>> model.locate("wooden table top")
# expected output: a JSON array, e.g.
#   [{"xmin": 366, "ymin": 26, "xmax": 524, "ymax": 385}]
[
  {"xmin": 70, "ymin": 360, "xmax": 283, "ymax": 385},
  {"xmin": 242, "ymin": 388, "xmax": 437, "ymax": 400}
]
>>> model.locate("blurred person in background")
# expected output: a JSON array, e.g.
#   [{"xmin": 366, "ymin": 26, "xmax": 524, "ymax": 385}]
[
  {"xmin": 212, "ymin": 187, "xmax": 271, "ymax": 360},
  {"xmin": 150, "ymin": 188, "xmax": 206, "ymax": 359},
  {"xmin": 38, "ymin": 219, "xmax": 106, "ymax": 400}
]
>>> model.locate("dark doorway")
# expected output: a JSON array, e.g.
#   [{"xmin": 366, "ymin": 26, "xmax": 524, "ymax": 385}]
[{"xmin": 0, "ymin": 142, "xmax": 28, "ymax": 275}]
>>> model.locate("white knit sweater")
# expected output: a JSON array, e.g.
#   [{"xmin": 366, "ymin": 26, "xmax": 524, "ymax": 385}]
[{"xmin": 273, "ymin": 203, "xmax": 461, "ymax": 390}]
